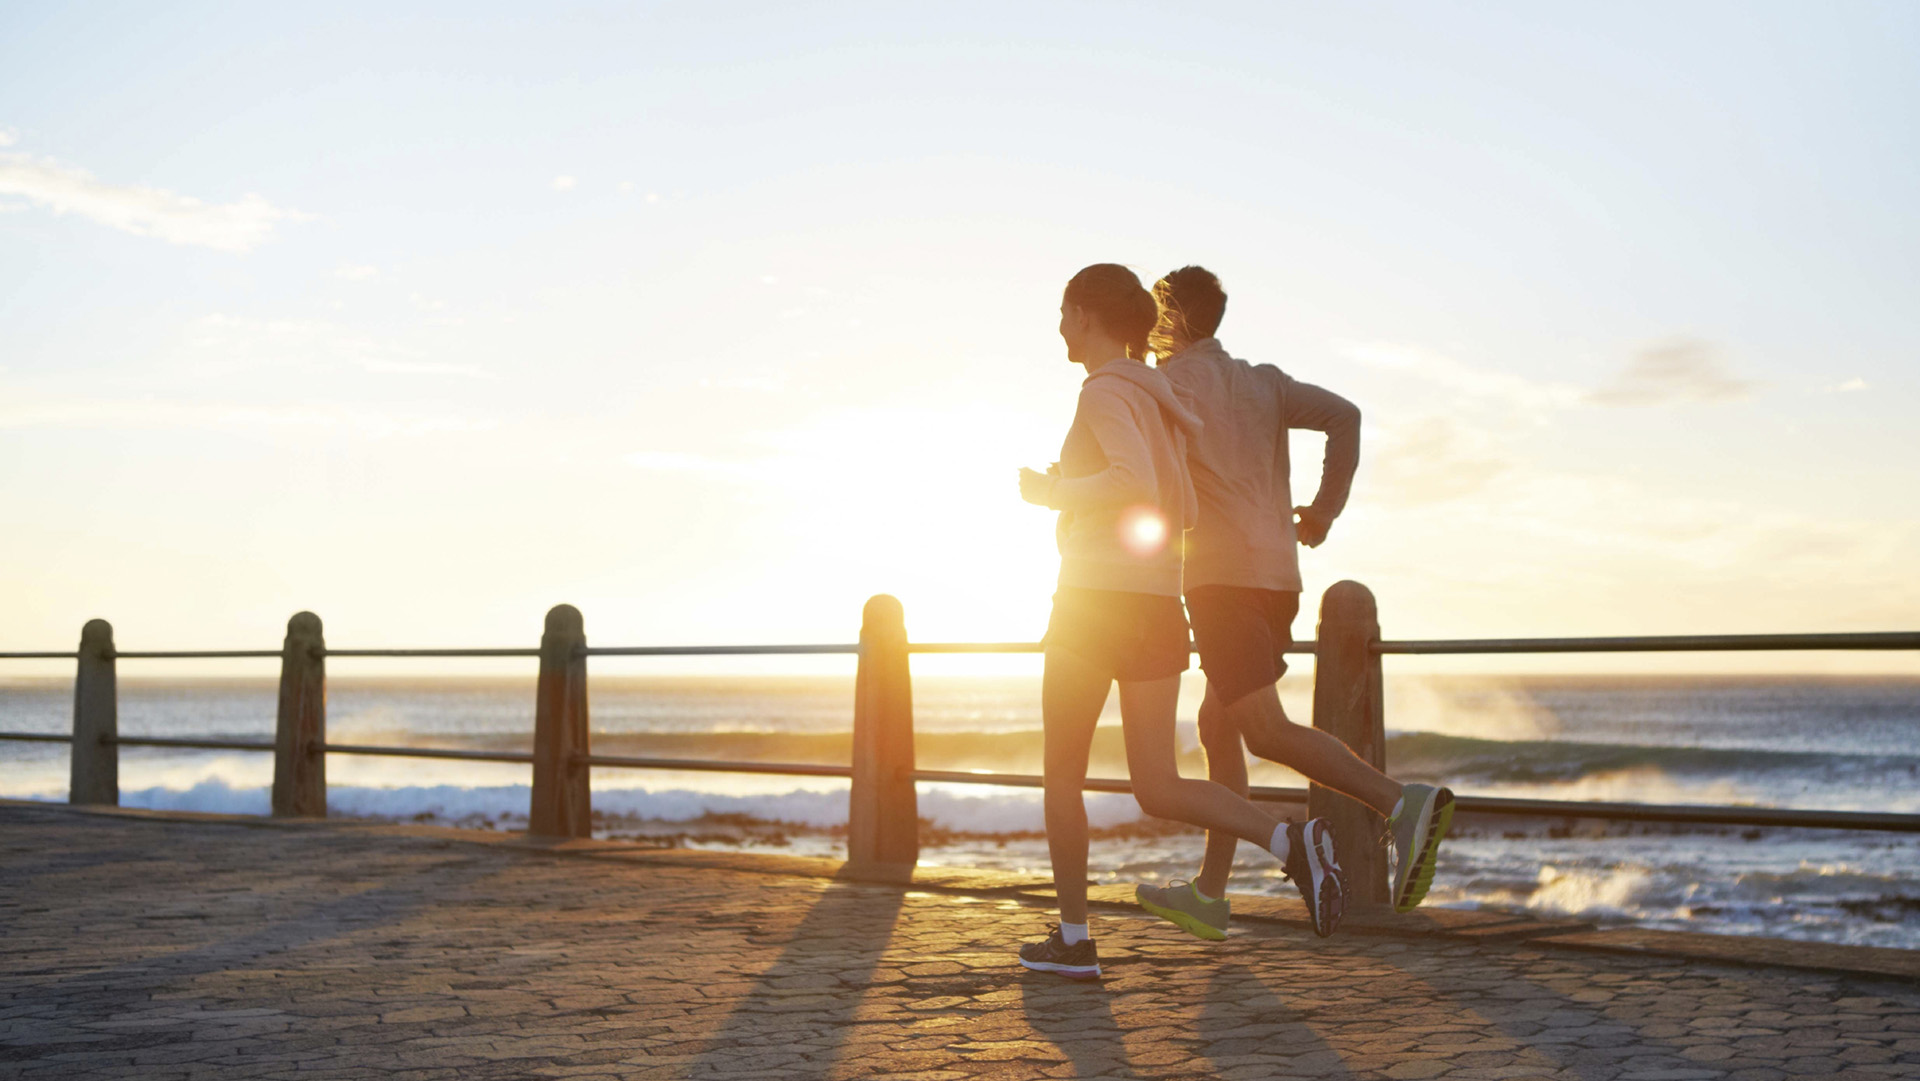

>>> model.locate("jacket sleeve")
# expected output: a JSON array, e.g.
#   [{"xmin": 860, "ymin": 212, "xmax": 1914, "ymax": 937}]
[
  {"xmin": 1278, "ymin": 372, "xmax": 1361, "ymax": 519},
  {"xmin": 1047, "ymin": 387, "xmax": 1157, "ymax": 511}
]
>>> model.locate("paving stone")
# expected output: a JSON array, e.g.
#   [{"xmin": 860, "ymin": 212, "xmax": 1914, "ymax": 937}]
[{"xmin": 4, "ymin": 803, "xmax": 1920, "ymax": 1081}]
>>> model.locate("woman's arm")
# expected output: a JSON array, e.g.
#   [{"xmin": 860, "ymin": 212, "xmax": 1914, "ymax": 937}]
[{"xmin": 1043, "ymin": 389, "xmax": 1157, "ymax": 511}]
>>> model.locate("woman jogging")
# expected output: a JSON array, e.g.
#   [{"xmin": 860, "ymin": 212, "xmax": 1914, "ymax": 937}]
[{"xmin": 1014, "ymin": 264, "xmax": 1346, "ymax": 981}]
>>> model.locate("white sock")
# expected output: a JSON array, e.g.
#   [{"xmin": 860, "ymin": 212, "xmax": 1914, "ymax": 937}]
[
  {"xmin": 1059, "ymin": 921, "xmax": 1090, "ymax": 946},
  {"xmin": 1192, "ymin": 883, "xmax": 1221, "ymax": 903},
  {"xmin": 1267, "ymin": 822, "xmax": 1290, "ymax": 864}
]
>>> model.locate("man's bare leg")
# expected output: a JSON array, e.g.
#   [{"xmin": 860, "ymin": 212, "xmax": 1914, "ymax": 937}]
[
  {"xmin": 1193, "ymin": 685, "xmax": 1249, "ymax": 900},
  {"xmin": 1189, "ymin": 680, "xmax": 1403, "ymax": 902},
  {"xmin": 1228, "ymin": 682, "xmax": 1403, "ymax": 814}
]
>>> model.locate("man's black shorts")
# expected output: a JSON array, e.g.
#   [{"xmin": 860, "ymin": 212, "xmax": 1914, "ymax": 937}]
[
  {"xmin": 1185, "ymin": 585, "xmax": 1301, "ymax": 704},
  {"xmin": 1044, "ymin": 587, "xmax": 1191, "ymax": 683}
]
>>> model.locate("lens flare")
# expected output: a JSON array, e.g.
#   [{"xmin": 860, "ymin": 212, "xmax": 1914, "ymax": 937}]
[{"xmin": 1118, "ymin": 505, "xmax": 1169, "ymax": 557}]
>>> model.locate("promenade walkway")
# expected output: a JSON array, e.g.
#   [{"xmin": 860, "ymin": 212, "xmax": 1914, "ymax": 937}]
[{"xmin": 4, "ymin": 802, "xmax": 1918, "ymax": 1080}]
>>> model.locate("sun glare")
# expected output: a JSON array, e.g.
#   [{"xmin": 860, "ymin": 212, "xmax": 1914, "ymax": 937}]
[{"xmin": 1118, "ymin": 505, "xmax": 1169, "ymax": 557}]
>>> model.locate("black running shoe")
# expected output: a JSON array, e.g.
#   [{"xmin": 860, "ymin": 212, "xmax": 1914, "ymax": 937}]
[
  {"xmin": 1282, "ymin": 818, "xmax": 1347, "ymax": 937},
  {"xmin": 1018, "ymin": 925, "xmax": 1101, "ymax": 980}
]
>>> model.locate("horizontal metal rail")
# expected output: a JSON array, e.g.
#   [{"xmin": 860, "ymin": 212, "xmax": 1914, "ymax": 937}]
[
  {"xmin": 908, "ymin": 642, "xmax": 1039, "ymax": 654},
  {"xmin": 912, "ymin": 769, "xmax": 1311, "ymax": 800},
  {"xmin": 580, "ymin": 760, "xmax": 1920, "ymax": 833},
  {"xmin": 585, "ymin": 644, "xmax": 860, "ymax": 657},
  {"xmin": 0, "ymin": 649, "xmax": 535, "ymax": 660},
  {"xmin": 579, "ymin": 754, "xmax": 854, "ymax": 778},
  {"xmin": 906, "ymin": 772, "xmax": 1920, "ymax": 831},
  {"xmin": 8, "ymin": 731, "xmax": 1918, "ymax": 831},
  {"xmin": 326, "ymin": 649, "xmax": 541, "ymax": 658},
  {"xmin": 112, "ymin": 651, "xmax": 283, "ymax": 659},
  {"xmin": 1379, "ymin": 631, "xmax": 1920, "ymax": 655},
  {"xmin": 1437, "ymin": 793, "xmax": 1920, "ymax": 831},
  {"xmin": 322, "ymin": 743, "xmax": 535, "ymax": 764},
  {"xmin": 907, "ymin": 642, "xmax": 1325, "ymax": 656},
  {"xmin": 7, "ymin": 630, "xmax": 1915, "ymax": 662},
  {"xmin": 107, "ymin": 736, "xmax": 275, "ymax": 752}
]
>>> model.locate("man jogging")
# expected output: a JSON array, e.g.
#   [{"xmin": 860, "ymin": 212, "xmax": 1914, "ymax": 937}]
[{"xmin": 1136, "ymin": 265, "xmax": 1454, "ymax": 940}]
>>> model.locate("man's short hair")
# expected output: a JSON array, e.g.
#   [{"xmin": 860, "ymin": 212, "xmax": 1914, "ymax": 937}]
[{"xmin": 1156, "ymin": 266, "xmax": 1227, "ymax": 342}]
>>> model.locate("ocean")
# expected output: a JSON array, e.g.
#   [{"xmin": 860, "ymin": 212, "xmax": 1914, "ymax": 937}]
[{"xmin": 3, "ymin": 673, "xmax": 1917, "ymax": 948}]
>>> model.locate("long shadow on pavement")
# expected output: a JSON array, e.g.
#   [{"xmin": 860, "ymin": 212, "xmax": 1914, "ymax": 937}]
[
  {"xmin": 5, "ymin": 863, "xmax": 502, "ymax": 992},
  {"xmin": 1018, "ymin": 972, "xmax": 1151, "ymax": 1080},
  {"xmin": 1368, "ymin": 937, "xmax": 1707, "ymax": 1076},
  {"xmin": 1198, "ymin": 960, "xmax": 1355, "ymax": 1078},
  {"xmin": 0, "ymin": 838, "xmax": 506, "ymax": 1068},
  {"xmin": 685, "ymin": 876, "xmax": 906, "ymax": 1079}
]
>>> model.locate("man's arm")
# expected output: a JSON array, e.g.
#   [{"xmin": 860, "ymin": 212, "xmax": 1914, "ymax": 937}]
[{"xmin": 1280, "ymin": 375, "xmax": 1361, "ymax": 546}]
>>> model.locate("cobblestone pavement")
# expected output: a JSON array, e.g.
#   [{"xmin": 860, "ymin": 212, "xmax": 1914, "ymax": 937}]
[{"xmin": 4, "ymin": 805, "xmax": 1919, "ymax": 1080}]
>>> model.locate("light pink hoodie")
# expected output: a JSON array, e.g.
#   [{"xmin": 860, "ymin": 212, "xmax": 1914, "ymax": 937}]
[{"xmin": 1039, "ymin": 357, "xmax": 1204, "ymax": 598}]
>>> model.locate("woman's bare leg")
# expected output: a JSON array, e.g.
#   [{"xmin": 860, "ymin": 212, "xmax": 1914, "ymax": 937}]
[{"xmin": 1040, "ymin": 647, "xmax": 1114, "ymax": 927}]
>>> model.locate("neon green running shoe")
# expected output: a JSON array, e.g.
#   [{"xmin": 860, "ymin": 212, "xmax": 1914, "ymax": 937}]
[
  {"xmin": 1388, "ymin": 784, "xmax": 1455, "ymax": 913},
  {"xmin": 1135, "ymin": 880, "xmax": 1230, "ymax": 941}
]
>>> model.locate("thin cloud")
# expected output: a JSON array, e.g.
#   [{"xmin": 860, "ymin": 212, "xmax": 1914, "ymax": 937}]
[
  {"xmin": 551, "ymin": 175, "xmax": 576, "ymax": 192},
  {"xmin": 1339, "ymin": 341, "xmax": 1582, "ymax": 418},
  {"xmin": 176, "ymin": 313, "xmax": 477, "ymax": 379},
  {"xmin": 625, "ymin": 450, "xmax": 761, "ymax": 479},
  {"xmin": 334, "ymin": 263, "xmax": 379, "ymax": 280},
  {"xmin": 1587, "ymin": 338, "xmax": 1758, "ymax": 407},
  {"xmin": 1366, "ymin": 416, "xmax": 1511, "ymax": 506},
  {"xmin": 0, "ymin": 395, "xmax": 490, "ymax": 438},
  {"xmin": 1829, "ymin": 377, "xmax": 1868, "ymax": 393},
  {"xmin": 360, "ymin": 359, "xmax": 498, "ymax": 381},
  {"xmin": 697, "ymin": 375, "xmax": 785, "ymax": 393},
  {"xmin": 0, "ymin": 129, "xmax": 15, "ymax": 147},
  {"xmin": 0, "ymin": 152, "xmax": 302, "ymax": 253}
]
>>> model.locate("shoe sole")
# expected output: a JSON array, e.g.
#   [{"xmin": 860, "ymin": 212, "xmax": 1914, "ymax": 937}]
[
  {"xmin": 1301, "ymin": 819, "xmax": 1346, "ymax": 938},
  {"xmin": 1019, "ymin": 958, "xmax": 1102, "ymax": 980},
  {"xmin": 1393, "ymin": 788, "xmax": 1455, "ymax": 913},
  {"xmin": 1137, "ymin": 896, "xmax": 1228, "ymax": 942}
]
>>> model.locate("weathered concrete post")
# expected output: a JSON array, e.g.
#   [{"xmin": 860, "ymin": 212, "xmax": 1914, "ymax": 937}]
[
  {"xmin": 529, "ymin": 604, "xmax": 591, "ymax": 838},
  {"xmin": 1308, "ymin": 580, "xmax": 1389, "ymax": 908},
  {"xmin": 69, "ymin": 619, "xmax": 118, "ymax": 806},
  {"xmin": 848, "ymin": 594, "xmax": 918, "ymax": 871},
  {"xmin": 272, "ymin": 612, "xmax": 327, "ymax": 817}
]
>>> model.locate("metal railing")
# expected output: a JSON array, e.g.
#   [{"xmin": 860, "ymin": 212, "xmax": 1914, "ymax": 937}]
[{"xmin": 4, "ymin": 594, "xmax": 1918, "ymax": 868}]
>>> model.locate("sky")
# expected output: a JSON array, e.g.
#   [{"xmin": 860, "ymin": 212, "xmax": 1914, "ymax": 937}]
[{"xmin": 2, "ymin": 2, "xmax": 1917, "ymax": 675}]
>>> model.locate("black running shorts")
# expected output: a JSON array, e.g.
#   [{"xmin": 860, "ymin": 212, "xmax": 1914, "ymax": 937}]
[
  {"xmin": 1185, "ymin": 585, "xmax": 1301, "ymax": 704},
  {"xmin": 1043, "ymin": 587, "xmax": 1191, "ymax": 682}
]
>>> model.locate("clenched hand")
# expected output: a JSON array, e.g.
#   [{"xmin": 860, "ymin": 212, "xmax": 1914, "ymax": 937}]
[
  {"xmin": 1019, "ymin": 467, "xmax": 1057, "ymax": 507},
  {"xmin": 1294, "ymin": 505, "xmax": 1333, "ymax": 548}
]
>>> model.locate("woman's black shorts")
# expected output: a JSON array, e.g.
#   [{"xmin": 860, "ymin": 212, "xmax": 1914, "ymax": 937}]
[
  {"xmin": 1184, "ymin": 585, "xmax": 1301, "ymax": 704},
  {"xmin": 1043, "ymin": 587, "xmax": 1191, "ymax": 682}
]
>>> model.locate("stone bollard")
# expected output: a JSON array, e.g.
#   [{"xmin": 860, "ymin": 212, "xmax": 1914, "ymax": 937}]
[
  {"xmin": 848, "ymin": 594, "xmax": 918, "ymax": 871},
  {"xmin": 529, "ymin": 604, "xmax": 591, "ymax": 838},
  {"xmin": 69, "ymin": 619, "xmax": 118, "ymax": 806},
  {"xmin": 272, "ymin": 612, "xmax": 328, "ymax": 817},
  {"xmin": 1308, "ymin": 580, "xmax": 1389, "ymax": 909}
]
